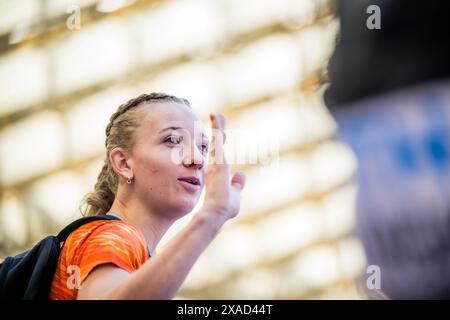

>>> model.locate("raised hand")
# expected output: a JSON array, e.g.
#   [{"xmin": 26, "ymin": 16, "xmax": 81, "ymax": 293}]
[{"xmin": 200, "ymin": 113, "xmax": 246, "ymax": 222}]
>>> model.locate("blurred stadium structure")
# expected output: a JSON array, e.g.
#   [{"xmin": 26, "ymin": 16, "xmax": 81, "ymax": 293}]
[{"xmin": 0, "ymin": 0, "xmax": 366, "ymax": 299}]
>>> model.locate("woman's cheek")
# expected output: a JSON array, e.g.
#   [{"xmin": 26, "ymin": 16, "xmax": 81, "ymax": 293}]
[{"xmin": 166, "ymin": 146, "xmax": 184, "ymax": 165}]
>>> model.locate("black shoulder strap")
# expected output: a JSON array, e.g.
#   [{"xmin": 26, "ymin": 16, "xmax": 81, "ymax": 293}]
[{"xmin": 56, "ymin": 214, "xmax": 121, "ymax": 242}]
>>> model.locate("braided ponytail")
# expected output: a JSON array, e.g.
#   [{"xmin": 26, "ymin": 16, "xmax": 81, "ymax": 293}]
[{"xmin": 81, "ymin": 93, "xmax": 191, "ymax": 216}]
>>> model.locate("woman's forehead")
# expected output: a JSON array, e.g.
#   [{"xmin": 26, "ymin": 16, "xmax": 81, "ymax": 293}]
[{"xmin": 139, "ymin": 102, "xmax": 207, "ymax": 137}]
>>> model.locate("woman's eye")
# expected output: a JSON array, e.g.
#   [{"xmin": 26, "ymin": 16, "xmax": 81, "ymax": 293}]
[
  {"xmin": 200, "ymin": 143, "xmax": 209, "ymax": 154},
  {"xmin": 166, "ymin": 136, "xmax": 182, "ymax": 144}
]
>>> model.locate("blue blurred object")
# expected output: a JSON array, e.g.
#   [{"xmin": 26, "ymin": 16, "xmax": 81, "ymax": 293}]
[
  {"xmin": 324, "ymin": 0, "xmax": 450, "ymax": 299},
  {"xmin": 335, "ymin": 81, "xmax": 450, "ymax": 299}
]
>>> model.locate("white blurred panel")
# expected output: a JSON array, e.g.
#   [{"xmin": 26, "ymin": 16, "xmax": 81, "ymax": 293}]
[
  {"xmin": 222, "ymin": 126, "xmax": 279, "ymax": 169},
  {"xmin": 0, "ymin": 49, "xmax": 48, "ymax": 115},
  {"xmin": 227, "ymin": 98, "xmax": 307, "ymax": 154},
  {"xmin": 290, "ymin": 245, "xmax": 341, "ymax": 290},
  {"xmin": 0, "ymin": 0, "xmax": 39, "ymax": 34},
  {"xmin": 67, "ymin": 87, "xmax": 137, "ymax": 160},
  {"xmin": 83, "ymin": 156, "xmax": 104, "ymax": 189},
  {"xmin": 227, "ymin": 269, "xmax": 281, "ymax": 299},
  {"xmin": 220, "ymin": 35, "xmax": 301, "ymax": 104},
  {"xmin": 240, "ymin": 154, "xmax": 312, "ymax": 216},
  {"xmin": 182, "ymin": 252, "xmax": 225, "ymax": 289},
  {"xmin": 0, "ymin": 111, "xmax": 65, "ymax": 186},
  {"xmin": 297, "ymin": 22, "xmax": 338, "ymax": 76},
  {"xmin": 200, "ymin": 204, "xmax": 323, "ymax": 281},
  {"xmin": 224, "ymin": 0, "xmax": 318, "ymax": 36},
  {"xmin": 185, "ymin": 205, "xmax": 323, "ymax": 289},
  {"xmin": 297, "ymin": 92, "xmax": 337, "ymax": 142},
  {"xmin": 216, "ymin": 225, "xmax": 263, "ymax": 270},
  {"xmin": 131, "ymin": 0, "xmax": 225, "ymax": 64},
  {"xmin": 322, "ymin": 184, "xmax": 357, "ymax": 238},
  {"xmin": 96, "ymin": 0, "xmax": 135, "ymax": 13},
  {"xmin": 310, "ymin": 141, "xmax": 357, "ymax": 192},
  {"xmin": 144, "ymin": 62, "xmax": 224, "ymax": 115},
  {"xmin": 184, "ymin": 230, "xmax": 253, "ymax": 287},
  {"xmin": 277, "ymin": 263, "xmax": 310, "ymax": 297},
  {"xmin": 45, "ymin": 0, "xmax": 96, "ymax": 18},
  {"xmin": 1, "ymin": 191, "xmax": 28, "ymax": 246},
  {"xmin": 336, "ymin": 237, "xmax": 367, "ymax": 280},
  {"xmin": 257, "ymin": 204, "xmax": 324, "ymax": 260},
  {"xmin": 53, "ymin": 19, "xmax": 134, "ymax": 94},
  {"xmin": 29, "ymin": 171, "xmax": 86, "ymax": 225}
]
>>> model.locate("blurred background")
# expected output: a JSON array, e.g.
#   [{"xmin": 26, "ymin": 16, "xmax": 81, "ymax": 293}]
[{"xmin": 0, "ymin": 0, "xmax": 367, "ymax": 299}]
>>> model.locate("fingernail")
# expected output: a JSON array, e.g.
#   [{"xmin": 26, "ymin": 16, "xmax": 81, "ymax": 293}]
[{"xmin": 210, "ymin": 114, "xmax": 214, "ymax": 122}]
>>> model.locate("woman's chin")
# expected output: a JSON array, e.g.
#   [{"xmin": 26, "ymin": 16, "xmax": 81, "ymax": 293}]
[{"xmin": 173, "ymin": 199, "xmax": 197, "ymax": 216}]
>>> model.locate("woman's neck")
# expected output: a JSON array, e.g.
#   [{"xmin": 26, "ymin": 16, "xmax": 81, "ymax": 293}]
[{"xmin": 108, "ymin": 195, "xmax": 176, "ymax": 257}]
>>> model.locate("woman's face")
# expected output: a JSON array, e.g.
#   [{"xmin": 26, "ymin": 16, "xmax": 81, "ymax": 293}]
[{"xmin": 129, "ymin": 102, "xmax": 209, "ymax": 218}]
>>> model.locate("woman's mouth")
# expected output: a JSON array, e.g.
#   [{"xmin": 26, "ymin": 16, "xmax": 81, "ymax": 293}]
[{"xmin": 178, "ymin": 177, "xmax": 201, "ymax": 192}]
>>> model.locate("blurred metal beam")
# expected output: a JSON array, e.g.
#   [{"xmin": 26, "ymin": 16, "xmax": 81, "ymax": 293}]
[
  {"xmin": 0, "ymin": 0, "xmax": 163, "ymax": 56},
  {"xmin": 178, "ymin": 235, "xmax": 354, "ymax": 299},
  {"xmin": 0, "ymin": 9, "xmax": 333, "ymax": 130}
]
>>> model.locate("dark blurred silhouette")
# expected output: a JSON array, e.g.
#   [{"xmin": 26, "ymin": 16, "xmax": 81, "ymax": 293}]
[
  {"xmin": 326, "ymin": 0, "xmax": 450, "ymax": 110},
  {"xmin": 325, "ymin": 0, "xmax": 450, "ymax": 299}
]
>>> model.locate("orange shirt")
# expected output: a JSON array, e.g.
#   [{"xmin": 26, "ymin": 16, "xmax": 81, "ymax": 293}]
[{"xmin": 49, "ymin": 219, "xmax": 148, "ymax": 300}]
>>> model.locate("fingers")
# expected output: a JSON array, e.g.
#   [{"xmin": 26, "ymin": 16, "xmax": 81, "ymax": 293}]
[
  {"xmin": 231, "ymin": 172, "xmax": 246, "ymax": 191},
  {"xmin": 210, "ymin": 113, "xmax": 226, "ymax": 145},
  {"xmin": 209, "ymin": 113, "xmax": 227, "ymax": 165},
  {"xmin": 210, "ymin": 113, "xmax": 226, "ymax": 129}
]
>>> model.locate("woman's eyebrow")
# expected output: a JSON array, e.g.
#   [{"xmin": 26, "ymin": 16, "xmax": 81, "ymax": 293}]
[
  {"xmin": 158, "ymin": 126, "xmax": 183, "ymax": 134},
  {"xmin": 158, "ymin": 126, "xmax": 209, "ymax": 144}
]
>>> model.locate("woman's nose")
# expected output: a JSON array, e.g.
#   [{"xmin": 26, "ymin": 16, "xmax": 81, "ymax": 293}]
[{"xmin": 182, "ymin": 144, "xmax": 205, "ymax": 169}]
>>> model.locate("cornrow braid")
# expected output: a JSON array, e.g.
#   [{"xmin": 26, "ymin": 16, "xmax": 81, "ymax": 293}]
[
  {"xmin": 82, "ymin": 92, "xmax": 191, "ymax": 216},
  {"xmin": 105, "ymin": 93, "xmax": 191, "ymax": 140}
]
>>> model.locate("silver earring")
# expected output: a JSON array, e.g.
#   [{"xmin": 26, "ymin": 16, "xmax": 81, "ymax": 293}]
[{"xmin": 126, "ymin": 176, "xmax": 132, "ymax": 184}]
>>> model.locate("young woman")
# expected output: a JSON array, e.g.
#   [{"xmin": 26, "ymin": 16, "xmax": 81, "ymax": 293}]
[{"xmin": 49, "ymin": 93, "xmax": 246, "ymax": 299}]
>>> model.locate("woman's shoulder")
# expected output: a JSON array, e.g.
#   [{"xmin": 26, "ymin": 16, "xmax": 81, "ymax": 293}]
[
  {"xmin": 64, "ymin": 219, "xmax": 148, "ymax": 259},
  {"xmin": 68, "ymin": 219, "xmax": 140, "ymax": 240},
  {"xmin": 51, "ymin": 219, "xmax": 148, "ymax": 299}
]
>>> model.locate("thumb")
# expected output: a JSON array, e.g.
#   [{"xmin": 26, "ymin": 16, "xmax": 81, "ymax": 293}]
[{"xmin": 231, "ymin": 172, "xmax": 246, "ymax": 191}]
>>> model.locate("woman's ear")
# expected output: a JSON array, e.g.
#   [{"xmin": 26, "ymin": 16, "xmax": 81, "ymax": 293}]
[{"xmin": 109, "ymin": 147, "xmax": 133, "ymax": 180}]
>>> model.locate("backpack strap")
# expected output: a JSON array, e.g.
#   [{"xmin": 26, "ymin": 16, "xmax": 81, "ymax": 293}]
[{"xmin": 56, "ymin": 214, "xmax": 121, "ymax": 242}]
